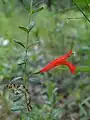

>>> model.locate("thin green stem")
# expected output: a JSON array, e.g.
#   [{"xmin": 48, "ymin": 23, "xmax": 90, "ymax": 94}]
[
  {"xmin": 23, "ymin": 0, "xmax": 33, "ymax": 111},
  {"xmin": 24, "ymin": 31, "xmax": 29, "ymax": 111},
  {"xmin": 59, "ymin": 17, "xmax": 87, "ymax": 20},
  {"xmin": 73, "ymin": 0, "xmax": 90, "ymax": 23},
  {"xmin": 84, "ymin": 0, "xmax": 89, "ymax": 8},
  {"xmin": 24, "ymin": 32, "xmax": 29, "ymax": 86}
]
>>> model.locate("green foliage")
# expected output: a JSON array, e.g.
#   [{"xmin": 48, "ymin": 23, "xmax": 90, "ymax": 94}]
[
  {"xmin": 75, "ymin": 0, "xmax": 90, "ymax": 4},
  {"xmin": 77, "ymin": 66, "xmax": 90, "ymax": 72},
  {"xmin": 14, "ymin": 40, "xmax": 25, "ymax": 48},
  {"xmin": 32, "ymin": 6, "xmax": 44, "ymax": 14},
  {"xmin": 0, "ymin": 0, "xmax": 90, "ymax": 120}
]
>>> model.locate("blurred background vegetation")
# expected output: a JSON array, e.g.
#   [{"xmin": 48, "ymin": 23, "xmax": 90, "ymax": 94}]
[{"xmin": 0, "ymin": 0, "xmax": 90, "ymax": 120}]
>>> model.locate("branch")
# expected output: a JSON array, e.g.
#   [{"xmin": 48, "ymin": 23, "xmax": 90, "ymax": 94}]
[{"xmin": 73, "ymin": 0, "xmax": 90, "ymax": 23}]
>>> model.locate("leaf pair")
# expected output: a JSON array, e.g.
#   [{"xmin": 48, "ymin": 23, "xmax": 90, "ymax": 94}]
[
  {"xmin": 14, "ymin": 40, "xmax": 39, "ymax": 49},
  {"xmin": 19, "ymin": 21, "xmax": 35, "ymax": 34},
  {"xmin": 23, "ymin": 0, "xmax": 44, "ymax": 13},
  {"xmin": 32, "ymin": 7, "xmax": 44, "ymax": 14},
  {"xmin": 14, "ymin": 21, "xmax": 36, "ymax": 49}
]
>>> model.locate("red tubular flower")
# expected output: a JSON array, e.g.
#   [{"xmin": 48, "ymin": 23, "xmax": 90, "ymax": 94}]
[{"xmin": 40, "ymin": 50, "xmax": 76, "ymax": 74}]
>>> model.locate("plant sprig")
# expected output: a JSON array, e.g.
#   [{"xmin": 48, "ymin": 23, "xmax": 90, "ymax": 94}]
[{"xmin": 12, "ymin": 0, "xmax": 44, "ymax": 111}]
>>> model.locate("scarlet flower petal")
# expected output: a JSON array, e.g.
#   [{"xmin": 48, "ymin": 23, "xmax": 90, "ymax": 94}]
[
  {"xmin": 40, "ymin": 61, "xmax": 62, "ymax": 72},
  {"xmin": 63, "ymin": 61, "xmax": 76, "ymax": 74},
  {"xmin": 55, "ymin": 50, "xmax": 73, "ymax": 62}
]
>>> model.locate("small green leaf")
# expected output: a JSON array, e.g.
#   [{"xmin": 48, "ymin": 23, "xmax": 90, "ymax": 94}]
[
  {"xmin": 47, "ymin": 81, "xmax": 55, "ymax": 100},
  {"xmin": 27, "ymin": 21, "xmax": 35, "ymax": 32},
  {"xmin": 10, "ymin": 77, "xmax": 23, "ymax": 84},
  {"xmin": 11, "ymin": 106, "xmax": 24, "ymax": 111},
  {"xmin": 76, "ymin": 66, "xmax": 90, "ymax": 72},
  {"xmin": 14, "ymin": 40, "xmax": 25, "ymax": 48},
  {"xmin": 74, "ymin": 0, "xmax": 90, "ymax": 4},
  {"xmin": 19, "ymin": 26, "xmax": 29, "ymax": 33},
  {"xmin": 13, "ymin": 94, "xmax": 24, "ymax": 102},
  {"xmin": 27, "ymin": 41, "xmax": 40, "ymax": 49},
  {"xmin": 79, "ymin": 104, "xmax": 87, "ymax": 116},
  {"xmin": 29, "ymin": 79, "xmax": 41, "ymax": 84},
  {"xmin": 32, "ymin": 7, "xmax": 44, "ymax": 14},
  {"xmin": 22, "ymin": 0, "xmax": 30, "ymax": 11},
  {"xmin": 18, "ymin": 62, "xmax": 25, "ymax": 65}
]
